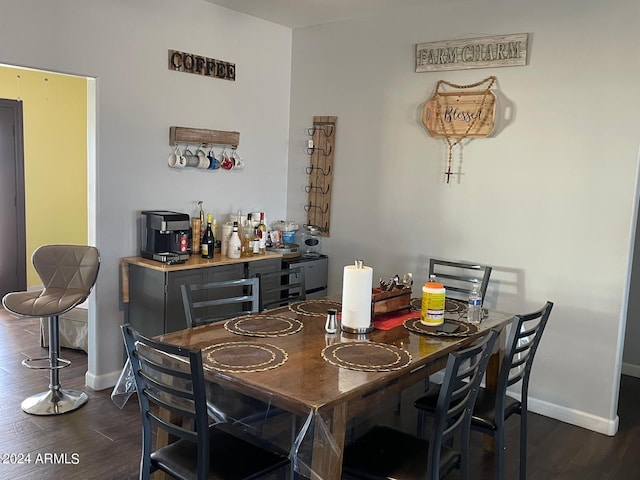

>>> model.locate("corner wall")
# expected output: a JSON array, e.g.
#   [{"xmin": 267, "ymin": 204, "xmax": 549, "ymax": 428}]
[{"xmin": 287, "ymin": 0, "xmax": 640, "ymax": 434}]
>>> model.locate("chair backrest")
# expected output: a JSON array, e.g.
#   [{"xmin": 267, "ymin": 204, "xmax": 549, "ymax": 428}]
[
  {"xmin": 429, "ymin": 329, "xmax": 500, "ymax": 480},
  {"xmin": 256, "ymin": 265, "xmax": 306, "ymax": 311},
  {"xmin": 429, "ymin": 258, "xmax": 492, "ymax": 302},
  {"xmin": 496, "ymin": 301, "xmax": 553, "ymax": 415},
  {"xmin": 181, "ymin": 277, "xmax": 259, "ymax": 328},
  {"xmin": 33, "ymin": 244, "xmax": 100, "ymax": 292},
  {"xmin": 121, "ymin": 324, "xmax": 210, "ymax": 479}
]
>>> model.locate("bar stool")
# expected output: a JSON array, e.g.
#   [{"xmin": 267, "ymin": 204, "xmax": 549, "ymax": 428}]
[{"xmin": 2, "ymin": 244, "xmax": 100, "ymax": 415}]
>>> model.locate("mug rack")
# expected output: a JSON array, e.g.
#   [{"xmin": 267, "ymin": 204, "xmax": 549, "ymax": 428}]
[
  {"xmin": 305, "ymin": 116, "xmax": 336, "ymax": 236},
  {"xmin": 169, "ymin": 126, "xmax": 239, "ymax": 148}
]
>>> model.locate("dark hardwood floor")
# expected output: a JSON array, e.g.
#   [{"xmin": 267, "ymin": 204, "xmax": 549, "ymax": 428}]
[{"xmin": 1, "ymin": 307, "xmax": 640, "ymax": 479}]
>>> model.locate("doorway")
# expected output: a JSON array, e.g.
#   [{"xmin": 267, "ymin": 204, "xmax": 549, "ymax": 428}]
[{"xmin": 0, "ymin": 99, "xmax": 26, "ymax": 297}]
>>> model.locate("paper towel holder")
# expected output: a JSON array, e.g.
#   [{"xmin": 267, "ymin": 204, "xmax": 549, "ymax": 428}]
[{"xmin": 341, "ymin": 260, "xmax": 374, "ymax": 334}]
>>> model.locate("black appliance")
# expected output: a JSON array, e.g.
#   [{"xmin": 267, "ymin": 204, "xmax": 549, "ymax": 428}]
[
  {"xmin": 282, "ymin": 254, "xmax": 328, "ymax": 299},
  {"xmin": 140, "ymin": 210, "xmax": 190, "ymax": 264}
]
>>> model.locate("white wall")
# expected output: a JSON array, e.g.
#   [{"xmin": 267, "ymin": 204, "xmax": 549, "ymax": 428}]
[
  {"xmin": 0, "ymin": 0, "xmax": 292, "ymax": 388},
  {"xmin": 287, "ymin": 0, "xmax": 640, "ymax": 434}
]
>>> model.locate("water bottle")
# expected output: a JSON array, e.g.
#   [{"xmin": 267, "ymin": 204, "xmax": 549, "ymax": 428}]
[{"xmin": 467, "ymin": 283, "xmax": 483, "ymax": 324}]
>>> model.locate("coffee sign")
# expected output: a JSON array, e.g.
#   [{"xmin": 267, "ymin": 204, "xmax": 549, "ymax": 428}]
[
  {"xmin": 168, "ymin": 49, "xmax": 235, "ymax": 81},
  {"xmin": 416, "ymin": 33, "xmax": 528, "ymax": 72}
]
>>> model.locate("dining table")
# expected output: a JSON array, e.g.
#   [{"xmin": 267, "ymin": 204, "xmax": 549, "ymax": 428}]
[{"xmin": 151, "ymin": 297, "xmax": 515, "ymax": 480}]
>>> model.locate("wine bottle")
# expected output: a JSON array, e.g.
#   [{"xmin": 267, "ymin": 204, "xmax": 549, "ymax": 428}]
[
  {"xmin": 201, "ymin": 213, "xmax": 214, "ymax": 259},
  {"xmin": 257, "ymin": 212, "xmax": 267, "ymax": 254},
  {"xmin": 242, "ymin": 213, "xmax": 253, "ymax": 257},
  {"xmin": 251, "ymin": 226, "xmax": 260, "ymax": 254},
  {"xmin": 227, "ymin": 221, "xmax": 242, "ymax": 259}
]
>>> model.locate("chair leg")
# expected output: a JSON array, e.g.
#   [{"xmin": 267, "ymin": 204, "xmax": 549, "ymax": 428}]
[
  {"xmin": 21, "ymin": 315, "xmax": 89, "ymax": 415},
  {"xmin": 495, "ymin": 427, "xmax": 505, "ymax": 480},
  {"xmin": 519, "ymin": 410, "xmax": 527, "ymax": 480}
]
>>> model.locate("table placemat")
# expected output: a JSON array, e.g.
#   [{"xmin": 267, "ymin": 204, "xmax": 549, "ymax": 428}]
[
  {"xmin": 321, "ymin": 342, "xmax": 412, "ymax": 372},
  {"xmin": 224, "ymin": 314, "xmax": 303, "ymax": 337},
  {"xmin": 403, "ymin": 317, "xmax": 478, "ymax": 337},
  {"xmin": 289, "ymin": 299, "xmax": 342, "ymax": 317},
  {"xmin": 410, "ymin": 297, "xmax": 468, "ymax": 315},
  {"xmin": 203, "ymin": 342, "xmax": 287, "ymax": 373}
]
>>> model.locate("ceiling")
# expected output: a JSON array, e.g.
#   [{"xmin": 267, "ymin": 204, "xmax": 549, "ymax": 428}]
[{"xmin": 204, "ymin": 0, "xmax": 438, "ymax": 29}]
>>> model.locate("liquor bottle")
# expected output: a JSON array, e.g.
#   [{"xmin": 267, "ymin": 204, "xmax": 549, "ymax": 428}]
[
  {"xmin": 251, "ymin": 226, "xmax": 260, "ymax": 254},
  {"xmin": 201, "ymin": 213, "xmax": 214, "ymax": 259},
  {"xmin": 242, "ymin": 213, "xmax": 253, "ymax": 257},
  {"xmin": 227, "ymin": 221, "xmax": 241, "ymax": 259},
  {"xmin": 467, "ymin": 283, "xmax": 483, "ymax": 324},
  {"xmin": 198, "ymin": 201, "xmax": 206, "ymax": 242},
  {"xmin": 257, "ymin": 212, "xmax": 267, "ymax": 254}
]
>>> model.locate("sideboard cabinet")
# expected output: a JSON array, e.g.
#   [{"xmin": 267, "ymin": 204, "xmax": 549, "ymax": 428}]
[{"xmin": 122, "ymin": 253, "xmax": 282, "ymax": 337}]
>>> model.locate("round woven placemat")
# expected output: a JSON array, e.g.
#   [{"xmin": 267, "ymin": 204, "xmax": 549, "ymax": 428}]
[
  {"xmin": 321, "ymin": 342, "xmax": 411, "ymax": 372},
  {"xmin": 403, "ymin": 317, "xmax": 478, "ymax": 337},
  {"xmin": 289, "ymin": 299, "xmax": 342, "ymax": 317},
  {"xmin": 224, "ymin": 314, "xmax": 303, "ymax": 337},
  {"xmin": 203, "ymin": 342, "xmax": 287, "ymax": 373},
  {"xmin": 410, "ymin": 297, "xmax": 467, "ymax": 315}
]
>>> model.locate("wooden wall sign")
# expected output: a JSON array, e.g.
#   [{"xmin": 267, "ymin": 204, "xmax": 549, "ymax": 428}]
[
  {"xmin": 422, "ymin": 90, "xmax": 496, "ymax": 138},
  {"xmin": 416, "ymin": 33, "xmax": 528, "ymax": 72},
  {"xmin": 168, "ymin": 49, "xmax": 235, "ymax": 81}
]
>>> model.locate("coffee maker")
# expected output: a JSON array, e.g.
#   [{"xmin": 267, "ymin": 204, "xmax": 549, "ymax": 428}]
[{"xmin": 140, "ymin": 210, "xmax": 191, "ymax": 264}]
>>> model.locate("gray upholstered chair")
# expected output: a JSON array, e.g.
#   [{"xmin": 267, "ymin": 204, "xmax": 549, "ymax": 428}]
[{"xmin": 2, "ymin": 244, "xmax": 100, "ymax": 415}]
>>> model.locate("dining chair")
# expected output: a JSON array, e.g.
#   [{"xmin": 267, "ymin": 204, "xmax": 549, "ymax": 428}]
[
  {"xmin": 2, "ymin": 244, "xmax": 100, "ymax": 415},
  {"xmin": 256, "ymin": 265, "xmax": 306, "ymax": 311},
  {"xmin": 414, "ymin": 301, "xmax": 554, "ymax": 480},
  {"xmin": 429, "ymin": 258, "xmax": 493, "ymax": 303},
  {"xmin": 342, "ymin": 329, "xmax": 499, "ymax": 480},
  {"xmin": 121, "ymin": 324, "xmax": 290, "ymax": 480},
  {"xmin": 181, "ymin": 277, "xmax": 259, "ymax": 328}
]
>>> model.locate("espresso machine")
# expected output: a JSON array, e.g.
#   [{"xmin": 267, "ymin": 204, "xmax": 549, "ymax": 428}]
[{"xmin": 140, "ymin": 210, "xmax": 191, "ymax": 264}]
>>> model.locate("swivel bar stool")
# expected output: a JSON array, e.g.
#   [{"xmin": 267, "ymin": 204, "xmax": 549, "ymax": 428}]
[{"xmin": 2, "ymin": 245, "xmax": 100, "ymax": 415}]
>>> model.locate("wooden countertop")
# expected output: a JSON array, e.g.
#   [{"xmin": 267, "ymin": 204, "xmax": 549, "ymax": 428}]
[
  {"xmin": 122, "ymin": 251, "xmax": 282, "ymax": 272},
  {"xmin": 120, "ymin": 252, "xmax": 283, "ymax": 303}
]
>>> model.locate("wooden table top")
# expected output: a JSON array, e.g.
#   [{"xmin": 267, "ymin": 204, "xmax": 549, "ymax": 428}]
[{"xmin": 158, "ymin": 301, "xmax": 514, "ymax": 417}]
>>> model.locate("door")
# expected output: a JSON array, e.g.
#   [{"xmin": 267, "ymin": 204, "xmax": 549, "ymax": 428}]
[{"xmin": 0, "ymin": 99, "xmax": 26, "ymax": 297}]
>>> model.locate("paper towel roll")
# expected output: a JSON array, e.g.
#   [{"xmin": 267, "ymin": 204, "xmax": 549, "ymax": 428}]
[{"xmin": 341, "ymin": 261, "xmax": 373, "ymax": 333}]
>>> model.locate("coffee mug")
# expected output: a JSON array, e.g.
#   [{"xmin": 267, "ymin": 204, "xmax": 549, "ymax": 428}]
[
  {"xmin": 231, "ymin": 150, "xmax": 244, "ymax": 170},
  {"xmin": 167, "ymin": 146, "xmax": 183, "ymax": 167},
  {"xmin": 183, "ymin": 148, "xmax": 199, "ymax": 167},
  {"xmin": 196, "ymin": 148, "xmax": 210, "ymax": 169},
  {"xmin": 208, "ymin": 147, "xmax": 220, "ymax": 170},
  {"xmin": 220, "ymin": 149, "xmax": 234, "ymax": 170}
]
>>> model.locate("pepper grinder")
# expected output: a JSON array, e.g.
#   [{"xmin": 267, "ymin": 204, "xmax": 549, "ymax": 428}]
[{"xmin": 325, "ymin": 308, "xmax": 338, "ymax": 334}]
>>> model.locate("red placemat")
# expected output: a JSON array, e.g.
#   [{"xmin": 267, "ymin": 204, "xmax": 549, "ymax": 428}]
[{"xmin": 373, "ymin": 310, "xmax": 419, "ymax": 330}]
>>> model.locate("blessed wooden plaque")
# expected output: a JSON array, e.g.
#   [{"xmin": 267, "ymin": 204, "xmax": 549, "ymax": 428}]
[{"xmin": 422, "ymin": 90, "xmax": 496, "ymax": 138}]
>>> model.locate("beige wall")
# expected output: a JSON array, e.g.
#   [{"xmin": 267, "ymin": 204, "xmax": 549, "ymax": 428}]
[{"xmin": 0, "ymin": 66, "xmax": 88, "ymax": 286}]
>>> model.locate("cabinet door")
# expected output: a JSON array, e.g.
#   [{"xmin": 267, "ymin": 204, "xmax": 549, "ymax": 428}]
[
  {"xmin": 128, "ymin": 265, "xmax": 166, "ymax": 337},
  {"xmin": 166, "ymin": 269, "xmax": 206, "ymax": 333}
]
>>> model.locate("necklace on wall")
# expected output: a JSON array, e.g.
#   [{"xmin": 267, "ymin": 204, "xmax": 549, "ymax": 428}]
[{"xmin": 422, "ymin": 76, "xmax": 497, "ymax": 183}]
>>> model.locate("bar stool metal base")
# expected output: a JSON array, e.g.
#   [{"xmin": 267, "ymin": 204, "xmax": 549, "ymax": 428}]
[{"xmin": 21, "ymin": 388, "xmax": 89, "ymax": 415}]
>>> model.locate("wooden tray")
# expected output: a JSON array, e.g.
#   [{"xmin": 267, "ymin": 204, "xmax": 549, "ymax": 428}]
[{"xmin": 371, "ymin": 288, "xmax": 411, "ymax": 317}]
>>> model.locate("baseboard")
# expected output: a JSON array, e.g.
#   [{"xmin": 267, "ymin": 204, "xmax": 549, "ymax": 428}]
[
  {"xmin": 85, "ymin": 369, "xmax": 122, "ymax": 391},
  {"xmin": 527, "ymin": 396, "xmax": 618, "ymax": 436},
  {"xmin": 428, "ymin": 372, "xmax": 618, "ymax": 435},
  {"xmin": 621, "ymin": 362, "xmax": 640, "ymax": 378}
]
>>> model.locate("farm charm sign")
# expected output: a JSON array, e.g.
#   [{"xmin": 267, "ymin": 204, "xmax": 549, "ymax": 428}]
[
  {"xmin": 416, "ymin": 33, "xmax": 528, "ymax": 72},
  {"xmin": 168, "ymin": 49, "xmax": 236, "ymax": 81}
]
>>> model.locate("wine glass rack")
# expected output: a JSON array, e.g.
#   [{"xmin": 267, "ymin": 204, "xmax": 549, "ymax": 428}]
[{"xmin": 305, "ymin": 116, "xmax": 336, "ymax": 236}]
